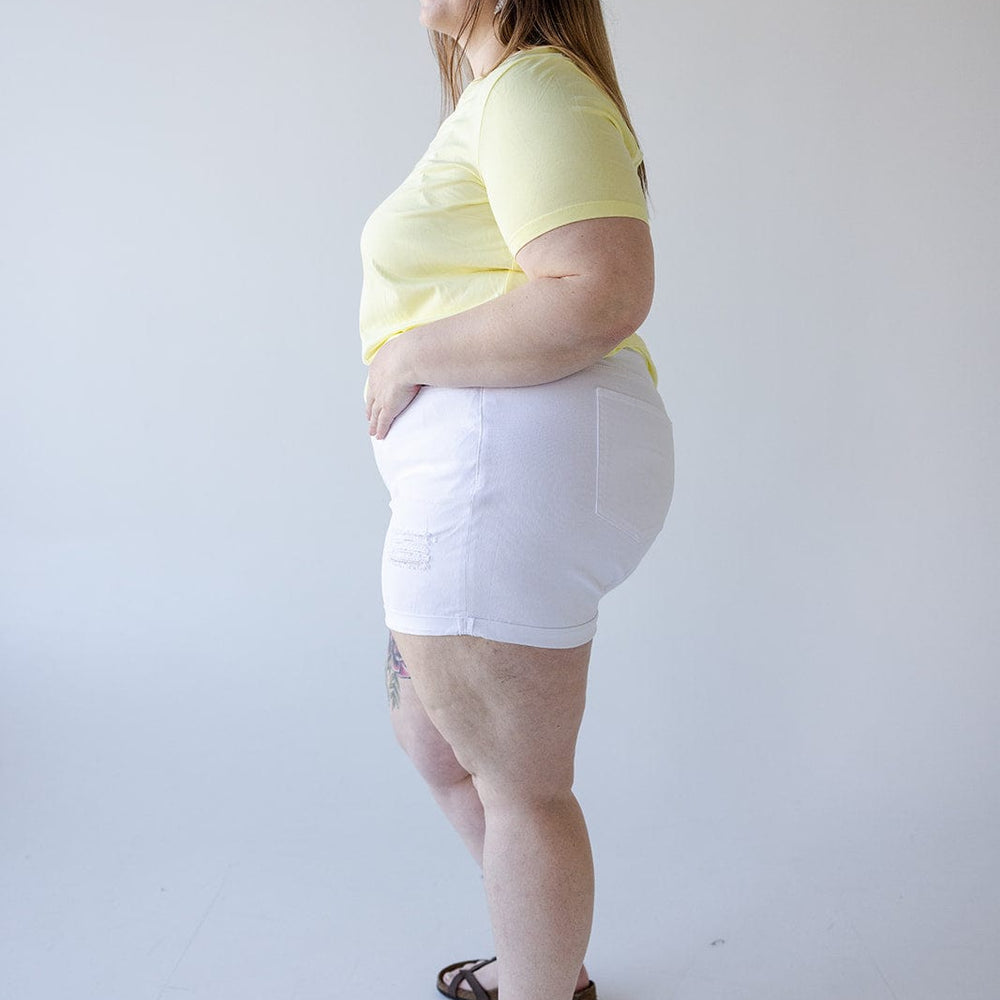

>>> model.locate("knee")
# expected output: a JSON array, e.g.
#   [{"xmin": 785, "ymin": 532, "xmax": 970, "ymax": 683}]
[
  {"xmin": 472, "ymin": 766, "xmax": 577, "ymax": 816},
  {"xmin": 392, "ymin": 710, "xmax": 471, "ymax": 791}
]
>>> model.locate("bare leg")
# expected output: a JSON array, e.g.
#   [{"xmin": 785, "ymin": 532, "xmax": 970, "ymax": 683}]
[
  {"xmin": 386, "ymin": 634, "xmax": 486, "ymax": 867},
  {"xmin": 390, "ymin": 630, "xmax": 595, "ymax": 1000},
  {"xmin": 385, "ymin": 634, "xmax": 591, "ymax": 994}
]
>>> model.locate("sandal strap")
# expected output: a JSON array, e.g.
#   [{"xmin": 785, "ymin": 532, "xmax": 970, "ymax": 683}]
[{"xmin": 446, "ymin": 957, "xmax": 496, "ymax": 1000}]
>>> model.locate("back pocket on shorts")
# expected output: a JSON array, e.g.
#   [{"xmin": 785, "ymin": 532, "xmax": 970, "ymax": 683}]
[{"xmin": 595, "ymin": 387, "xmax": 675, "ymax": 543}]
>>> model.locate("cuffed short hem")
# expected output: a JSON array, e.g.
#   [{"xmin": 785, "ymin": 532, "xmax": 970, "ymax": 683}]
[{"xmin": 384, "ymin": 609, "xmax": 599, "ymax": 650}]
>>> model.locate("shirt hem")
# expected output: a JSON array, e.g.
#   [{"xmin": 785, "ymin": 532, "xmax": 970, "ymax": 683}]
[{"xmin": 507, "ymin": 201, "xmax": 649, "ymax": 256}]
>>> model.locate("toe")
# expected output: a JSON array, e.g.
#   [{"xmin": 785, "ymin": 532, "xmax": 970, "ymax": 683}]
[{"xmin": 441, "ymin": 958, "xmax": 498, "ymax": 994}]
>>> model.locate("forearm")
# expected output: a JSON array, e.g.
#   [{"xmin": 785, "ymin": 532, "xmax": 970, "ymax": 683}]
[{"xmin": 391, "ymin": 274, "xmax": 639, "ymax": 389}]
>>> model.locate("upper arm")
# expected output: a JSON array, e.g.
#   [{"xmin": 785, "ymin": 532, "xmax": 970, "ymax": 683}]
[
  {"xmin": 477, "ymin": 53, "xmax": 648, "ymax": 257},
  {"xmin": 515, "ymin": 216, "xmax": 654, "ymax": 335},
  {"xmin": 477, "ymin": 54, "xmax": 653, "ymax": 338}
]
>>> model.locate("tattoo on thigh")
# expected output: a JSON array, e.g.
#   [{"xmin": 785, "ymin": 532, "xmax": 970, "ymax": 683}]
[{"xmin": 385, "ymin": 634, "xmax": 410, "ymax": 710}]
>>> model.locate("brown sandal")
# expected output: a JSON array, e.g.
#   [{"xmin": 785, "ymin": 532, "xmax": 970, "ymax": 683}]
[{"xmin": 436, "ymin": 956, "xmax": 598, "ymax": 1000}]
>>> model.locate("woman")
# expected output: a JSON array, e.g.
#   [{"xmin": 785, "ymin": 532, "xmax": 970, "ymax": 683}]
[{"xmin": 359, "ymin": 2, "xmax": 674, "ymax": 998}]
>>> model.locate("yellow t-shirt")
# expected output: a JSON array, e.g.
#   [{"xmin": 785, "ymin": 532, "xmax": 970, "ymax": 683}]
[{"xmin": 358, "ymin": 45, "xmax": 656, "ymax": 388}]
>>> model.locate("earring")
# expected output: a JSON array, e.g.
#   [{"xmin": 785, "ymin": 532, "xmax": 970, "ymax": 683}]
[{"xmin": 495, "ymin": 0, "xmax": 505, "ymax": 12}]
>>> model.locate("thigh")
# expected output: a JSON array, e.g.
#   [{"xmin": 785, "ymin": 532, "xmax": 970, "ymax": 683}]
[
  {"xmin": 390, "ymin": 630, "xmax": 592, "ymax": 800},
  {"xmin": 386, "ymin": 634, "xmax": 471, "ymax": 788}
]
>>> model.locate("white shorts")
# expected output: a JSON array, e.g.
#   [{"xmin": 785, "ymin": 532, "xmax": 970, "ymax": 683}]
[{"xmin": 370, "ymin": 347, "xmax": 674, "ymax": 648}]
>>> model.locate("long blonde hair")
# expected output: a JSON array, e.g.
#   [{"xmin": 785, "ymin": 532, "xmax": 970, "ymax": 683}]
[{"xmin": 430, "ymin": 0, "xmax": 648, "ymax": 195}]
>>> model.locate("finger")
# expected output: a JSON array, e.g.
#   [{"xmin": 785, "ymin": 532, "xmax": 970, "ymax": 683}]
[{"xmin": 376, "ymin": 410, "xmax": 393, "ymax": 440}]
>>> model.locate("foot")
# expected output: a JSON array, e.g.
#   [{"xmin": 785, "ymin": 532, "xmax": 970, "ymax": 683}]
[{"xmin": 440, "ymin": 957, "xmax": 591, "ymax": 996}]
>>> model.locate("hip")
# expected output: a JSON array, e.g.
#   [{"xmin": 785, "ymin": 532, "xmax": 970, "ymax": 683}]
[{"xmin": 371, "ymin": 348, "xmax": 674, "ymax": 547}]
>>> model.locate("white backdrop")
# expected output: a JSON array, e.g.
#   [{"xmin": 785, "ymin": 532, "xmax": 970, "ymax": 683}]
[{"xmin": 2, "ymin": 2, "xmax": 998, "ymax": 998}]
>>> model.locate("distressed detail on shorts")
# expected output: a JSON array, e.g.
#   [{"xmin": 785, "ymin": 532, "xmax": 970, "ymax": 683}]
[{"xmin": 388, "ymin": 528, "xmax": 432, "ymax": 570}]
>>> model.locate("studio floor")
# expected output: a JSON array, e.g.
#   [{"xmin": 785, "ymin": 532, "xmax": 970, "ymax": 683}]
[{"xmin": 2, "ymin": 703, "xmax": 997, "ymax": 1000}]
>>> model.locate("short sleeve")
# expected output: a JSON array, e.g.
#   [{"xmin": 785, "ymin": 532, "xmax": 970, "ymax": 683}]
[{"xmin": 477, "ymin": 52, "xmax": 649, "ymax": 257}]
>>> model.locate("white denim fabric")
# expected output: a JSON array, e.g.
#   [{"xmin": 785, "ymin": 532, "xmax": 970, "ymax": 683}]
[{"xmin": 370, "ymin": 347, "xmax": 674, "ymax": 649}]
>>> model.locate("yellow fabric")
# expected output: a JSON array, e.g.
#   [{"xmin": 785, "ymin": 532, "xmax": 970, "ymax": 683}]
[{"xmin": 359, "ymin": 46, "xmax": 657, "ymax": 388}]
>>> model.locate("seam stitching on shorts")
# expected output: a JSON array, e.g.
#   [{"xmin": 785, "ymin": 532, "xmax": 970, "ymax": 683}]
[
  {"xmin": 384, "ymin": 609, "xmax": 599, "ymax": 631},
  {"xmin": 461, "ymin": 387, "xmax": 486, "ymax": 618}
]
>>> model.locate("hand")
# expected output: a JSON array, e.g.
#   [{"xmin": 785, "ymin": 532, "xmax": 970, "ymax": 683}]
[{"xmin": 365, "ymin": 335, "xmax": 422, "ymax": 439}]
